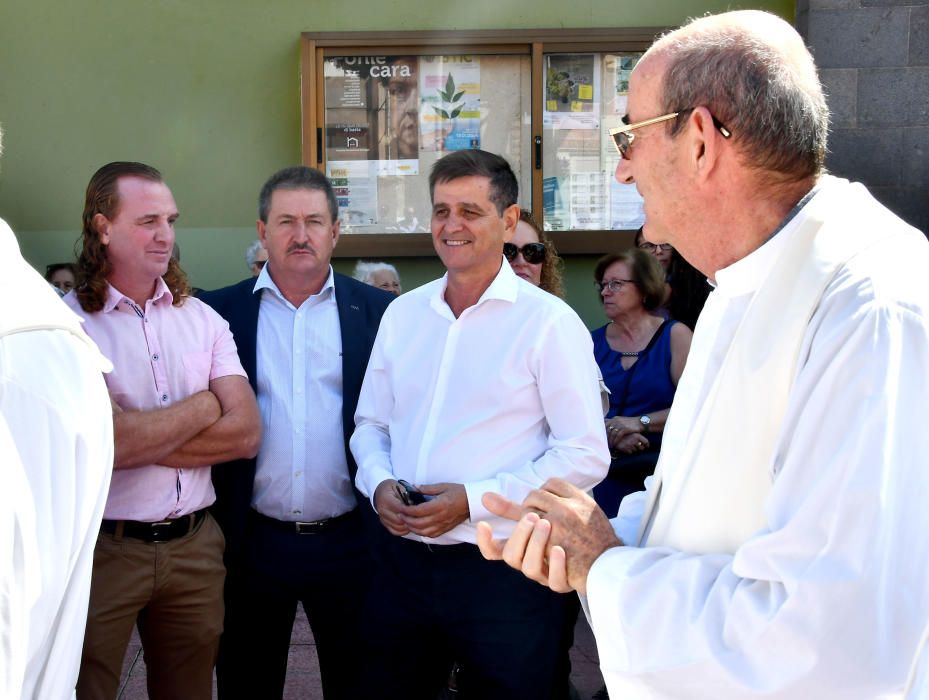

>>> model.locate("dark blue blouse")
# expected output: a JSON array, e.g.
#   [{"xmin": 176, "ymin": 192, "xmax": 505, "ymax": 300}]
[{"xmin": 591, "ymin": 320, "xmax": 678, "ymax": 421}]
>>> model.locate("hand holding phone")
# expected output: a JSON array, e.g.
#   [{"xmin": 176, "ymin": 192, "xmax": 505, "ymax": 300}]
[{"xmin": 395, "ymin": 479, "xmax": 435, "ymax": 506}]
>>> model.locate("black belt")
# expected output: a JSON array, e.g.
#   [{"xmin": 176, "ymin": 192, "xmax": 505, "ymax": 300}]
[
  {"xmin": 250, "ymin": 508, "xmax": 356, "ymax": 535},
  {"xmin": 100, "ymin": 508, "xmax": 207, "ymax": 543}
]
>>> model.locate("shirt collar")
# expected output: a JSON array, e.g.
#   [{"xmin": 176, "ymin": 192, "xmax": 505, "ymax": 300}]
[
  {"xmin": 103, "ymin": 277, "xmax": 172, "ymax": 313},
  {"xmin": 429, "ymin": 257, "xmax": 519, "ymax": 318},
  {"xmin": 253, "ymin": 264, "xmax": 335, "ymax": 306}
]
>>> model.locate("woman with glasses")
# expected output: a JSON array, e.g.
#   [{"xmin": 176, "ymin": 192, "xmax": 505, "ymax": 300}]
[
  {"xmin": 592, "ymin": 250, "xmax": 692, "ymax": 517},
  {"xmin": 503, "ymin": 209, "xmax": 565, "ymax": 297},
  {"xmin": 635, "ymin": 227, "xmax": 711, "ymax": 330},
  {"xmin": 634, "ymin": 226, "xmax": 674, "ymax": 272}
]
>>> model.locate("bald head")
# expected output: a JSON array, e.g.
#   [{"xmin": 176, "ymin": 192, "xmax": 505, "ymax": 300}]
[{"xmin": 642, "ymin": 10, "xmax": 828, "ymax": 181}]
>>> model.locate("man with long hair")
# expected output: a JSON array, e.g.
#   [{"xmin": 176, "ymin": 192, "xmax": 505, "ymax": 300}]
[{"xmin": 66, "ymin": 161, "xmax": 261, "ymax": 700}]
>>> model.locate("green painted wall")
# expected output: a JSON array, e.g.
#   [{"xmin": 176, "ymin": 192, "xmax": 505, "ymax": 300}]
[{"xmin": 0, "ymin": 0, "xmax": 791, "ymax": 328}]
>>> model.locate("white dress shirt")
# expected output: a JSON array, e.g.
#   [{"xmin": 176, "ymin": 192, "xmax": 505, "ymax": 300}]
[
  {"xmin": 253, "ymin": 265, "xmax": 355, "ymax": 521},
  {"xmin": 586, "ymin": 179, "xmax": 929, "ymax": 698},
  {"xmin": 0, "ymin": 219, "xmax": 114, "ymax": 700},
  {"xmin": 352, "ymin": 260, "xmax": 610, "ymax": 545}
]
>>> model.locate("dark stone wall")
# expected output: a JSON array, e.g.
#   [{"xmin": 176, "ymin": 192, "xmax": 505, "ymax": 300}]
[{"xmin": 798, "ymin": 0, "xmax": 929, "ymax": 233}]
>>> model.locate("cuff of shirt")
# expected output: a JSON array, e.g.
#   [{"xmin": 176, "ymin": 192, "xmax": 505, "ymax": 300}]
[
  {"xmin": 463, "ymin": 477, "xmax": 501, "ymax": 523},
  {"xmin": 358, "ymin": 467, "xmax": 395, "ymax": 511},
  {"xmin": 586, "ymin": 545, "xmax": 642, "ymax": 669}
]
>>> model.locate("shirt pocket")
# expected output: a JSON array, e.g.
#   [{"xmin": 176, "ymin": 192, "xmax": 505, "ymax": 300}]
[{"xmin": 181, "ymin": 351, "xmax": 212, "ymax": 395}]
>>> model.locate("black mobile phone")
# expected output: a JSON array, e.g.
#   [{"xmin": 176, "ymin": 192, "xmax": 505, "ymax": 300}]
[{"xmin": 396, "ymin": 479, "xmax": 434, "ymax": 506}]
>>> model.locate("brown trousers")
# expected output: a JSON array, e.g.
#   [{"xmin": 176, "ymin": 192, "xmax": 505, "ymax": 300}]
[{"xmin": 76, "ymin": 512, "xmax": 225, "ymax": 700}]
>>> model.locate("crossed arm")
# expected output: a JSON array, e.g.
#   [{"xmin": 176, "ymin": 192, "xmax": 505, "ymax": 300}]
[{"xmin": 112, "ymin": 375, "xmax": 261, "ymax": 469}]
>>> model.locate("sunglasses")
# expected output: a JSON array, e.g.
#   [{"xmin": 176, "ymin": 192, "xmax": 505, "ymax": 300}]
[
  {"xmin": 609, "ymin": 108, "xmax": 732, "ymax": 160},
  {"xmin": 503, "ymin": 242, "xmax": 546, "ymax": 265}
]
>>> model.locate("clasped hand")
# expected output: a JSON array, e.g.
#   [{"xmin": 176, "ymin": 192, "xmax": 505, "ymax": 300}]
[
  {"xmin": 605, "ymin": 416, "xmax": 649, "ymax": 454},
  {"xmin": 373, "ymin": 479, "xmax": 470, "ymax": 539},
  {"xmin": 475, "ymin": 478, "xmax": 622, "ymax": 595}
]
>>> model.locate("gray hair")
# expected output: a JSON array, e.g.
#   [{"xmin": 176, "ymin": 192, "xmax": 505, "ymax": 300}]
[
  {"xmin": 258, "ymin": 166, "xmax": 338, "ymax": 224},
  {"xmin": 649, "ymin": 11, "xmax": 828, "ymax": 181},
  {"xmin": 352, "ymin": 260, "xmax": 399, "ymax": 285},
  {"xmin": 245, "ymin": 239, "xmax": 265, "ymax": 268}
]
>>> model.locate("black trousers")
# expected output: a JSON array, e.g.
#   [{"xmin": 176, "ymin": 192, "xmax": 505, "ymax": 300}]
[
  {"xmin": 216, "ymin": 508, "xmax": 372, "ymax": 700},
  {"xmin": 360, "ymin": 532, "xmax": 566, "ymax": 700}
]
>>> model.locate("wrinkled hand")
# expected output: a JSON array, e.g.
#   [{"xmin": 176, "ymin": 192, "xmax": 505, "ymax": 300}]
[
  {"xmin": 373, "ymin": 479, "xmax": 410, "ymax": 536},
  {"xmin": 476, "ymin": 478, "xmax": 622, "ymax": 595},
  {"xmin": 400, "ymin": 483, "xmax": 470, "ymax": 538}
]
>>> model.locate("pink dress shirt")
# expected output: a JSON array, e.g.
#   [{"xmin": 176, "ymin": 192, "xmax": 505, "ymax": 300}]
[{"xmin": 65, "ymin": 279, "xmax": 246, "ymax": 521}]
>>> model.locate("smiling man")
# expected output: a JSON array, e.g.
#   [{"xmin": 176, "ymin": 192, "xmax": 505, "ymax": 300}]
[
  {"xmin": 350, "ymin": 149, "xmax": 609, "ymax": 699},
  {"xmin": 477, "ymin": 11, "xmax": 929, "ymax": 700},
  {"xmin": 198, "ymin": 166, "xmax": 392, "ymax": 700},
  {"xmin": 66, "ymin": 161, "xmax": 261, "ymax": 700}
]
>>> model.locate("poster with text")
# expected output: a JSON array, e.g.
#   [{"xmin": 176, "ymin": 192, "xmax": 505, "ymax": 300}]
[
  {"xmin": 419, "ymin": 56, "xmax": 481, "ymax": 152},
  {"xmin": 325, "ymin": 56, "xmax": 420, "ymax": 174}
]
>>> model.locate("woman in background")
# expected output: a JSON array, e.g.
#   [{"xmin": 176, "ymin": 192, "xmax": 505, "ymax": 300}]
[
  {"xmin": 352, "ymin": 260, "xmax": 402, "ymax": 296},
  {"xmin": 635, "ymin": 226, "xmax": 710, "ymax": 330},
  {"xmin": 592, "ymin": 250, "xmax": 692, "ymax": 517},
  {"xmin": 504, "ymin": 209, "xmax": 564, "ymax": 298},
  {"xmin": 45, "ymin": 262, "xmax": 76, "ymax": 297}
]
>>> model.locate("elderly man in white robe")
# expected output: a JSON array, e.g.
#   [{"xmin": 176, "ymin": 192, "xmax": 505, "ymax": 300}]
[{"xmin": 477, "ymin": 10, "xmax": 929, "ymax": 700}]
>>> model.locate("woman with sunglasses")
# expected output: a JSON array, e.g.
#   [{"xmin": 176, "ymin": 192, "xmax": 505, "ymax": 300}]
[
  {"xmin": 592, "ymin": 249, "xmax": 692, "ymax": 518},
  {"xmin": 503, "ymin": 209, "xmax": 565, "ymax": 297}
]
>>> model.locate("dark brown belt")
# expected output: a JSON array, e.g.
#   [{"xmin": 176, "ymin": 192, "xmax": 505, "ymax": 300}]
[
  {"xmin": 250, "ymin": 508, "xmax": 356, "ymax": 535},
  {"xmin": 100, "ymin": 508, "xmax": 207, "ymax": 543}
]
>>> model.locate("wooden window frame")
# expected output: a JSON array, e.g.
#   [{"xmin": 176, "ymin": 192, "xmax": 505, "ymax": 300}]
[{"xmin": 300, "ymin": 28, "xmax": 662, "ymax": 258}]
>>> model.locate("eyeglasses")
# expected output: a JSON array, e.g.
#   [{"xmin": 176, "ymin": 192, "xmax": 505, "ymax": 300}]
[
  {"xmin": 609, "ymin": 108, "xmax": 732, "ymax": 160},
  {"xmin": 637, "ymin": 242, "xmax": 673, "ymax": 253},
  {"xmin": 596, "ymin": 278, "xmax": 636, "ymax": 293},
  {"xmin": 503, "ymin": 242, "xmax": 546, "ymax": 265}
]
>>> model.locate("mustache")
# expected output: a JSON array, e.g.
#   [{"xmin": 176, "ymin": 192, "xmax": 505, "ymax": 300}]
[{"xmin": 287, "ymin": 242, "xmax": 316, "ymax": 254}]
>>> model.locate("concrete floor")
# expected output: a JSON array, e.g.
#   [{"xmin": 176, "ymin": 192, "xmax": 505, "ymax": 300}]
[{"xmin": 117, "ymin": 612, "xmax": 605, "ymax": 699}]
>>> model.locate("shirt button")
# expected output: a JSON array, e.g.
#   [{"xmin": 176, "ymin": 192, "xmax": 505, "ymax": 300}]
[
  {"xmin": 152, "ymin": 354, "xmax": 159, "ymax": 361},
  {"xmin": 162, "ymin": 394, "xmax": 168, "ymax": 402}
]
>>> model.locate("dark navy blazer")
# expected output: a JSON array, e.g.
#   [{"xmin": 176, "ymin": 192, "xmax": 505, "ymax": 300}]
[{"xmin": 197, "ymin": 273, "xmax": 392, "ymax": 566}]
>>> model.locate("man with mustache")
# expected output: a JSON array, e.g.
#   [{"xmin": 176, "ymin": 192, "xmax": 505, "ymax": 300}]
[{"xmin": 198, "ymin": 166, "xmax": 393, "ymax": 699}]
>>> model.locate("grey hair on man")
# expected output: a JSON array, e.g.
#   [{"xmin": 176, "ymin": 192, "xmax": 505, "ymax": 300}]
[{"xmin": 649, "ymin": 11, "xmax": 829, "ymax": 182}]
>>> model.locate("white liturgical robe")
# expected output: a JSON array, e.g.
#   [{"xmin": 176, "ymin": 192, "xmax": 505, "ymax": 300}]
[
  {"xmin": 0, "ymin": 219, "xmax": 114, "ymax": 699},
  {"xmin": 588, "ymin": 178, "xmax": 929, "ymax": 699}
]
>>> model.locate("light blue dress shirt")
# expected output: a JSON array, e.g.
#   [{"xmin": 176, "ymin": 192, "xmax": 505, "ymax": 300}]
[{"xmin": 252, "ymin": 266, "xmax": 355, "ymax": 521}]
